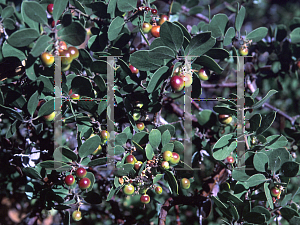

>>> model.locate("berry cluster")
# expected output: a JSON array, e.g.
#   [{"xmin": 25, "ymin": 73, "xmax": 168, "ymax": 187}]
[
  {"xmin": 169, "ymin": 65, "xmax": 193, "ymax": 92},
  {"xmin": 142, "ymin": 14, "xmax": 169, "ymax": 38}
]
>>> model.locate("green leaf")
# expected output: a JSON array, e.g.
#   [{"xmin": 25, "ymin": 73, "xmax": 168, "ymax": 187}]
[
  {"xmin": 256, "ymin": 111, "xmax": 276, "ymax": 135},
  {"xmin": 244, "ymin": 212, "xmax": 266, "ymax": 224},
  {"xmin": 53, "ymin": 0, "xmax": 69, "ymax": 22},
  {"xmin": 30, "ymin": 35, "xmax": 52, "ymax": 58},
  {"xmin": 115, "ymin": 164, "xmax": 134, "ymax": 176},
  {"xmin": 290, "ymin": 27, "xmax": 300, "ymax": 43},
  {"xmin": 281, "ymin": 161, "xmax": 300, "ymax": 177},
  {"xmin": 196, "ymin": 109, "xmax": 218, "ymax": 127},
  {"xmin": 88, "ymin": 157, "xmax": 108, "ymax": 166},
  {"xmin": 194, "ymin": 55, "xmax": 223, "ymax": 74},
  {"xmin": 27, "ymin": 91, "xmax": 39, "ymax": 117},
  {"xmin": 162, "ymin": 143, "xmax": 174, "ymax": 153},
  {"xmin": 264, "ymin": 183, "xmax": 274, "ymax": 209},
  {"xmin": 22, "ymin": 167, "xmax": 42, "ymax": 179},
  {"xmin": 2, "ymin": 41, "xmax": 26, "ymax": 61},
  {"xmin": 174, "ymin": 21, "xmax": 191, "ymax": 41},
  {"xmin": 246, "ymin": 27, "xmax": 268, "ymax": 43},
  {"xmin": 117, "ymin": 0, "xmax": 137, "ymax": 12},
  {"xmin": 290, "ymin": 217, "xmax": 300, "ymax": 225},
  {"xmin": 208, "ymin": 14, "xmax": 228, "ymax": 38},
  {"xmin": 7, "ymin": 28, "xmax": 39, "ymax": 48},
  {"xmin": 1, "ymin": 6, "xmax": 14, "ymax": 19},
  {"xmin": 157, "ymin": 124, "xmax": 175, "ymax": 136},
  {"xmin": 0, "ymin": 104, "xmax": 23, "ymax": 121},
  {"xmin": 161, "ymin": 130, "xmax": 171, "ymax": 147},
  {"xmin": 149, "ymin": 129, "xmax": 161, "ymax": 149},
  {"xmin": 205, "ymin": 48, "xmax": 230, "ymax": 60},
  {"xmin": 115, "ymin": 133, "xmax": 127, "ymax": 146},
  {"xmin": 78, "ymin": 135, "xmax": 101, "ymax": 158},
  {"xmin": 94, "ymin": 75, "xmax": 106, "ymax": 92},
  {"xmin": 252, "ymin": 90, "xmax": 278, "ymax": 109},
  {"xmin": 185, "ymin": 32, "xmax": 216, "ymax": 56},
  {"xmin": 224, "ymin": 27, "xmax": 235, "ymax": 46},
  {"xmin": 2, "ymin": 18, "xmax": 15, "ymax": 30},
  {"xmin": 145, "ymin": 144, "xmax": 154, "ymax": 160},
  {"xmin": 268, "ymin": 148, "xmax": 291, "ymax": 172},
  {"xmin": 38, "ymin": 99, "xmax": 54, "ymax": 117},
  {"xmin": 232, "ymin": 167, "xmax": 250, "ymax": 182},
  {"xmin": 146, "ymin": 66, "xmax": 169, "ymax": 93},
  {"xmin": 38, "ymin": 160, "xmax": 69, "ymax": 170},
  {"xmin": 213, "ymin": 134, "xmax": 233, "ymax": 149},
  {"xmin": 252, "ymin": 206, "xmax": 271, "ymax": 221},
  {"xmin": 245, "ymin": 174, "xmax": 266, "ymax": 187},
  {"xmin": 253, "ymin": 152, "xmax": 268, "ymax": 172},
  {"xmin": 165, "ymin": 170, "xmax": 178, "ymax": 194},
  {"xmin": 6, "ymin": 120, "xmax": 21, "ymax": 139},
  {"xmin": 53, "ymin": 146, "xmax": 78, "ymax": 162},
  {"xmin": 280, "ymin": 207, "xmax": 299, "ymax": 221},
  {"xmin": 107, "ymin": 0, "xmax": 117, "ymax": 17},
  {"xmin": 213, "ymin": 105, "xmax": 236, "ymax": 115},
  {"xmin": 23, "ymin": 1, "xmax": 47, "ymax": 24},
  {"xmin": 106, "ymin": 186, "xmax": 117, "ymax": 201},
  {"xmin": 108, "ymin": 16, "xmax": 124, "ymax": 41},
  {"xmin": 132, "ymin": 131, "xmax": 149, "ymax": 146},
  {"xmin": 265, "ymin": 135, "xmax": 288, "ymax": 149},
  {"xmin": 160, "ymin": 21, "xmax": 184, "ymax": 52},
  {"xmin": 114, "ymin": 145, "xmax": 125, "ymax": 155},
  {"xmin": 249, "ymin": 113, "xmax": 262, "ymax": 132},
  {"xmin": 130, "ymin": 46, "xmax": 175, "ymax": 71},
  {"xmin": 235, "ymin": 6, "xmax": 246, "ymax": 32},
  {"xmin": 58, "ymin": 22, "xmax": 87, "ymax": 46},
  {"xmin": 213, "ymin": 140, "xmax": 236, "ymax": 161},
  {"xmin": 153, "ymin": 174, "xmax": 164, "ymax": 184}
]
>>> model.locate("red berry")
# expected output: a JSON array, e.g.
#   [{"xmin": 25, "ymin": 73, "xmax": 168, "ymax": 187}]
[
  {"xmin": 47, "ymin": 4, "xmax": 54, "ymax": 14},
  {"xmin": 151, "ymin": 25, "xmax": 160, "ymax": 38},
  {"xmin": 271, "ymin": 187, "xmax": 281, "ymax": 197},
  {"xmin": 68, "ymin": 89, "xmax": 80, "ymax": 100},
  {"xmin": 76, "ymin": 167, "xmax": 87, "ymax": 178},
  {"xmin": 297, "ymin": 61, "xmax": 300, "ymax": 69},
  {"xmin": 219, "ymin": 114, "xmax": 232, "ymax": 124},
  {"xmin": 145, "ymin": 7, "xmax": 150, "ymax": 11},
  {"xmin": 72, "ymin": 210, "xmax": 82, "ymax": 221},
  {"xmin": 124, "ymin": 184, "xmax": 135, "ymax": 195},
  {"xmin": 226, "ymin": 156, "xmax": 235, "ymax": 164},
  {"xmin": 136, "ymin": 122, "xmax": 145, "ymax": 131},
  {"xmin": 51, "ymin": 20, "xmax": 60, "ymax": 28},
  {"xmin": 58, "ymin": 41, "xmax": 67, "ymax": 53},
  {"xmin": 134, "ymin": 161, "xmax": 143, "ymax": 170},
  {"xmin": 129, "ymin": 65, "xmax": 139, "ymax": 74},
  {"xmin": 142, "ymin": 22, "xmax": 152, "ymax": 33},
  {"xmin": 140, "ymin": 194, "xmax": 150, "ymax": 204},
  {"xmin": 161, "ymin": 161, "xmax": 170, "ymax": 169},
  {"xmin": 181, "ymin": 178, "xmax": 190, "ymax": 189},
  {"xmin": 40, "ymin": 52, "xmax": 54, "ymax": 67},
  {"xmin": 100, "ymin": 130, "xmax": 110, "ymax": 140},
  {"xmin": 78, "ymin": 177, "xmax": 91, "ymax": 189},
  {"xmin": 198, "ymin": 68, "xmax": 210, "ymax": 81},
  {"xmin": 60, "ymin": 49, "xmax": 73, "ymax": 65},
  {"xmin": 155, "ymin": 186, "xmax": 162, "ymax": 194},
  {"xmin": 126, "ymin": 155, "xmax": 136, "ymax": 164},
  {"xmin": 68, "ymin": 46, "xmax": 79, "ymax": 59},
  {"xmin": 158, "ymin": 15, "xmax": 169, "ymax": 26},
  {"xmin": 170, "ymin": 75, "xmax": 184, "ymax": 92},
  {"xmin": 180, "ymin": 73, "xmax": 193, "ymax": 88},
  {"xmin": 163, "ymin": 151, "xmax": 172, "ymax": 161},
  {"xmin": 65, "ymin": 175, "xmax": 75, "ymax": 186},
  {"xmin": 169, "ymin": 152, "xmax": 180, "ymax": 165},
  {"xmin": 151, "ymin": 9, "xmax": 157, "ymax": 15}
]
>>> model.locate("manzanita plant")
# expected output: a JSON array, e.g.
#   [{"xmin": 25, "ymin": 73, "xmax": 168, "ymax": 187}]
[{"xmin": 0, "ymin": 0, "xmax": 300, "ymax": 225}]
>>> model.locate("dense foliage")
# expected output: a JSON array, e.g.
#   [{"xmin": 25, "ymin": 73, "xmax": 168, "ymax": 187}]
[{"xmin": 0, "ymin": 0, "xmax": 300, "ymax": 224}]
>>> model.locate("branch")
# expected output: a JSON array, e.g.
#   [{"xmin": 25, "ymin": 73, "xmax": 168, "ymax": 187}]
[
  {"xmin": 201, "ymin": 83, "xmax": 237, "ymax": 88},
  {"xmin": 181, "ymin": 6, "xmax": 210, "ymax": 23}
]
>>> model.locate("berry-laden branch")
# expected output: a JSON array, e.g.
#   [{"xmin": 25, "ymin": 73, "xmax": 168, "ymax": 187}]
[{"xmin": 158, "ymin": 166, "xmax": 228, "ymax": 225}]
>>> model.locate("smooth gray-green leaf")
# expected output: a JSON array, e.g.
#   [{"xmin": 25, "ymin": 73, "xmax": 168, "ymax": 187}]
[
  {"xmin": 146, "ymin": 66, "xmax": 169, "ymax": 93},
  {"xmin": 252, "ymin": 90, "xmax": 278, "ymax": 109},
  {"xmin": 38, "ymin": 99, "xmax": 54, "ymax": 117},
  {"xmin": 161, "ymin": 130, "xmax": 171, "ymax": 147},
  {"xmin": 264, "ymin": 183, "xmax": 274, "ymax": 209},
  {"xmin": 246, "ymin": 27, "xmax": 268, "ymax": 42},
  {"xmin": 27, "ymin": 91, "xmax": 39, "ymax": 117},
  {"xmin": 256, "ymin": 111, "xmax": 276, "ymax": 135},
  {"xmin": 193, "ymin": 55, "xmax": 223, "ymax": 74},
  {"xmin": 253, "ymin": 152, "xmax": 268, "ymax": 172},
  {"xmin": 160, "ymin": 21, "xmax": 184, "ymax": 52},
  {"xmin": 245, "ymin": 174, "xmax": 267, "ymax": 187},
  {"xmin": 53, "ymin": 0, "xmax": 69, "ymax": 22},
  {"xmin": 145, "ymin": 144, "xmax": 154, "ymax": 160},
  {"xmin": 149, "ymin": 129, "xmax": 161, "ymax": 149},
  {"xmin": 235, "ymin": 6, "xmax": 245, "ymax": 32},
  {"xmin": 208, "ymin": 14, "xmax": 228, "ymax": 38},
  {"xmin": 108, "ymin": 16, "xmax": 124, "ymax": 41},
  {"xmin": 185, "ymin": 32, "xmax": 216, "ymax": 56},
  {"xmin": 213, "ymin": 140, "xmax": 236, "ymax": 160},
  {"xmin": 30, "ymin": 35, "xmax": 52, "ymax": 58},
  {"xmin": 2, "ymin": 41, "xmax": 26, "ymax": 61},
  {"xmin": 78, "ymin": 135, "xmax": 101, "ymax": 158},
  {"xmin": 165, "ymin": 170, "xmax": 178, "ymax": 194},
  {"xmin": 224, "ymin": 27, "xmax": 235, "ymax": 46},
  {"xmin": 117, "ymin": 0, "xmax": 137, "ymax": 12},
  {"xmin": 1, "ymin": 6, "xmax": 14, "ymax": 19},
  {"xmin": 23, "ymin": 1, "xmax": 47, "ymax": 24},
  {"xmin": 290, "ymin": 27, "xmax": 300, "ymax": 43},
  {"xmin": 58, "ymin": 22, "xmax": 87, "ymax": 46},
  {"xmin": 23, "ymin": 167, "xmax": 42, "ymax": 179},
  {"xmin": 7, "ymin": 28, "xmax": 39, "ymax": 47}
]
